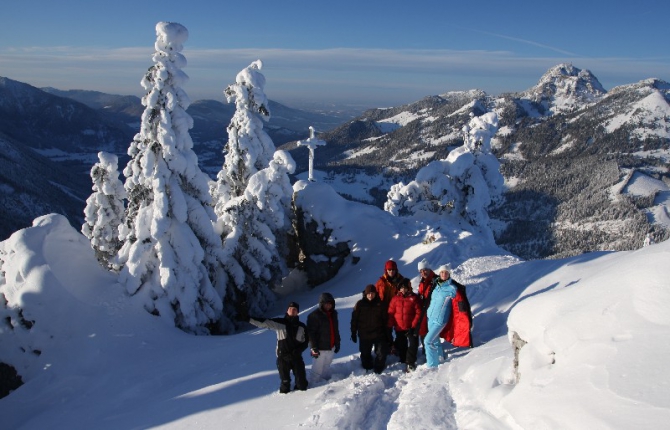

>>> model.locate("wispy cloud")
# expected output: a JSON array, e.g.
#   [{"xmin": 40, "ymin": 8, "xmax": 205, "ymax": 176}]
[
  {"xmin": 1, "ymin": 46, "xmax": 667, "ymax": 105},
  {"xmin": 467, "ymin": 29, "xmax": 581, "ymax": 57}
]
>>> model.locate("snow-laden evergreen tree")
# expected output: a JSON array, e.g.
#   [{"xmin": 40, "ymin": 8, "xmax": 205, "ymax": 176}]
[
  {"xmin": 116, "ymin": 22, "xmax": 229, "ymax": 334},
  {"xmin": 245, "ymin": 150, "xmax": 296, "ymax": 247},
  {"xmin": 213, "ymin": 61, "xmax": 295, "ymax": 316},
  {"xmin": 217, "ymin": 151, "xmax": 296, "ymax": 315},
  {"xmin": 82, "ymin": 152, "xmax": 126, "ymax": 269},
  {"xmin": 385, "ymin": 112, "xmax": 503, "ymax": 240},
  {"xmin": 213, "ymin": 60, "xmax": 275, "ymax": 207}
]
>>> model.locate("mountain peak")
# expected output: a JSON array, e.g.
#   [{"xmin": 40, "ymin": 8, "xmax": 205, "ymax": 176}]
[{"xmin": 522, "ymin": 63, "xmax": 607, "ymax": 114}]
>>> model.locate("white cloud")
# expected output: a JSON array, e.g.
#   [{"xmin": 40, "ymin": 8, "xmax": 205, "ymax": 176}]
[{"xmin": 1, "ymin": 46, "xmax": 667, "ymax": 106}]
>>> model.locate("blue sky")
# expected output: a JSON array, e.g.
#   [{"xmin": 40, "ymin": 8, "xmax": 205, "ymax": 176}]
[{"xmin": 1, "ymin": 0, "xmax": 668, "ymax": 108}]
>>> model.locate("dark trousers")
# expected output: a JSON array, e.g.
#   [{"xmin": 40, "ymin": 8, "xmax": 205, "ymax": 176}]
[
  {"xmin": 394, "ymin": 330, "xmax": 419, "ymax": 366},
  {"xmin": 277, "ymin": 354, "xmax": 308, "ymax": 393},
  {"xmin": 359, "ymin": 337, "xmax": 389, "ymax": 374}
]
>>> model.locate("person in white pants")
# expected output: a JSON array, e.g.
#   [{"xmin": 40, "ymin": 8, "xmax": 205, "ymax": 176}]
[
  {"xmin": 310, "ymin": 349, "xmax": 335, "ymax": 382},
  {"xmin": 307, "ymin": 292, "xmax": 341, "ymax": 384}
]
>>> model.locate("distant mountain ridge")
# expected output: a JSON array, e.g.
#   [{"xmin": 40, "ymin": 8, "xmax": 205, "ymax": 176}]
[
  {"xmin": 0, "ymin": 77, "xmax": 136, "ymax": 239},
  {"xmin": 0, "ymin": 77, "xmax": 133, "ymax": 156},
  {"xmin": 0, "ymin": 77, "xmax": 355, "ymax": 238},
  {"xmin": 278, "ymin": 63, "xmax": 670, "ymax": 259},
  {"xmin": 1, "ymin": 65, "xmax": 668, "ymax": 259},
  {"xmin": 40, "ymin": 85, "xmax": 351, "ymax": 176}
]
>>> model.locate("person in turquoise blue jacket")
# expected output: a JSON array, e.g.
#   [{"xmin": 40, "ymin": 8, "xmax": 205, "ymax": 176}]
[{"xmin": 424, "ymin": 264, "xmax": 457, "ymax": 368}]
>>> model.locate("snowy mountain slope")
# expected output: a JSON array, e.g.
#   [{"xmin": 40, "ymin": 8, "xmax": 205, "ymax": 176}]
[
  {"xmin": 278, "ymin": 64, "xmax": 670, "ymax": 259},
  {"xmin": 0, "ymin": 134, "xmax": 88, "ymax": 240},
  {"xmin": 2, "ymin": 181, "xmax": 670, "ymax": 429},
  {"xmin": 503, "ymin": 242, "xmax": 670, "ymax": 428},
  {"xmin": 282, "ymin": 65, "xmax": 612, "ymax": 198},
  {"xmin": 284, "ymin": 64, "xmax": 667, "ymax": 196},
  {"xmin": 0, "ymin": 77, "xmax": 135, "ymax": 241},
  {"xmin": 603, "ymin": 78, "xmax": 670, "ymax": 140},
  {"xmin": 613, "ymin": 169, "xmax": 670, "ymax": 228},
  {"xmin": 0, "ymin": 77, "xmax": 133, "ymax": 157}
]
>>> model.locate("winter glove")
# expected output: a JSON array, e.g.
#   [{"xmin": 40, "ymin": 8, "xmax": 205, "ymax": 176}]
[
  {"xmin": 334, "ymin": 344, "xmax": 340, "ymax": 354},
  {"xmin": 310, "ymin": 348, "xmax": 320, "ymax": 358},
  {"xmin": 407, "ymin": 327, "xmax": 416, "ymax": 337},
  {"xmin": 351, "ymin": 333, "xmax": 358, "ymax": 343}
]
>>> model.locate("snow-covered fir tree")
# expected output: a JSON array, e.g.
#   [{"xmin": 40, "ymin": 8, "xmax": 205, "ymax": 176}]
[
  {"xmin": 82, "ymin": 152, "xmax": 126, "ymax": 269},
  {"xmin": 385, "ymin": 112, "xmax": 503, "ymax": 241},
  {"xmin": 116, "ymin": 22, "xmax": 229, "ymax": 334},
  {"xmin": 218, "ymin": 151, "xmax": 297, "ymax": 314},
  {"xmin": 213, "ymin": 60, "xmax": 275, "ymax": 206},
  {"xmin": 213, "ymin": 61, "xmax": 294, "ymax": 316},
  {"xmin": 246, "ymin": 151, "xmax": 297, "ymax": 241}
]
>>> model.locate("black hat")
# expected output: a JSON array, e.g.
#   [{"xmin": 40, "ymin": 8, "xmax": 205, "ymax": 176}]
[{"xmin": 287, "ymin": 301, "xmax": 299, "ymax": 311}]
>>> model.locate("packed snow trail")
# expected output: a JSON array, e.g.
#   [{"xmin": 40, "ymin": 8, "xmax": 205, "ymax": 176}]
[{"xmin": 296, "ymin": 352, "xmax": 458, "ymax": 429}]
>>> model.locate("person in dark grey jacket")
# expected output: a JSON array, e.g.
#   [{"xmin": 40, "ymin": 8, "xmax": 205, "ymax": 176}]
[
  {"xmin": 307, "ymin": 292, "xmax": 341, "ymax": 384},
  {"xmin": 350, "ymin": 284, "xmax": 390, "ymax": 374},
  {"xmin": 238, "ymin": 301, "xmax": 309, "ymax": 393}
]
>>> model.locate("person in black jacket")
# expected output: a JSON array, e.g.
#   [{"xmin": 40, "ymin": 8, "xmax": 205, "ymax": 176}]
[
  {"xmin": 238, "ymin": 301, "xmax": 309, "ymax": 393},
  {"xmin": 350, "ymin": 284, "xmax": 390, "ymax": 374},
  {"xmin": 307, "ymin": 292, "xmax": 341, "ymax": 384}
]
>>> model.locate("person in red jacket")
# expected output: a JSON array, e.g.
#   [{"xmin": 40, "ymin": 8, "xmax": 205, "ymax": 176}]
[
  {"xmin": 376, "ymin": 260, "xmax": 406, "ymax": 312},
  {"xmin": 387, "ymin": 278, "xmax": 422, "ymax": 372},
  {"xmin": 416, "ymin": 258, "xmax": 437, "ymax": 352}
]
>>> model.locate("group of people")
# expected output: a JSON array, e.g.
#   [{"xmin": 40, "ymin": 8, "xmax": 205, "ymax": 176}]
[
  {"xmin": 351, "ymin": 259, "xmax": 472, "ymax": 374},
  {"xmin": 238, "ymin": 259, "xmax": 472, "ymax": 394}
]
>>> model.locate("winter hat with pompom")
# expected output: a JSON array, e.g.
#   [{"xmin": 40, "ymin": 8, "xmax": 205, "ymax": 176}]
[{"xmin": 417, "ymin": 259, "xmax": 430, "ymax": 271}]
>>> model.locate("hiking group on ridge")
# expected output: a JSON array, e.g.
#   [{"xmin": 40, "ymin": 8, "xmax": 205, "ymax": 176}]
[{"xmin": 238, "ymin": 258, "xmax": 472, "ymax": 394}]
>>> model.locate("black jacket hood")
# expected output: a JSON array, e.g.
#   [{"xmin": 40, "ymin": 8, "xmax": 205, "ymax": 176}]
[{"xmin": 319, "ymin": 292, "xmax": 335, "ymax": 309}]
